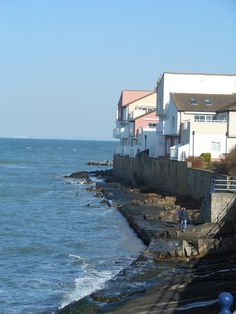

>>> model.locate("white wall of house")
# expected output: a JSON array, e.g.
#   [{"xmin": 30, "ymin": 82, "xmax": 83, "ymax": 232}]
[
  {"xmin": 137, "ymin": 129, "xmax": 158, "ymax": 152},
  {"xmin": 127, "ymin": 93, "xmax": 156, "ymax": 119},
  {"xmin": 163, "ymin": 99, "xmax": 179, "ymax": 135},
  {"xmin": 157, "ymin": 73, "xmax": 236, "ymax": 114},
  {"xmin": 186, "ymin": 119, "xmax": 227, "ymax": 159},
  {"xmin": 189, "ymin": 134, "xmax": 227, "ymax": 159},
  {"xmin": 228, "ymin": 112, "xmax": 236, "ymax": 137},
  {"xmin": 156, "ymin": 72, "xmax": 236, "ymax": 130}
]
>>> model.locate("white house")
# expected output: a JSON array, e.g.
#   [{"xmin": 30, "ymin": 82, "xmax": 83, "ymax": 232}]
[
  {"xmin": 154, "ymin": 72, "xmax": 236, "ymax": 157},
  {"xmin": 166, "ymin": 93, "xmax": 236, "ymax": 160}
]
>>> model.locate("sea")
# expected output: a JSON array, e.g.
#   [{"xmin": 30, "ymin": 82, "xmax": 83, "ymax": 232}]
[{"xmin": 0, "ymin": 138, "xmax": 145, "ymax": 314}]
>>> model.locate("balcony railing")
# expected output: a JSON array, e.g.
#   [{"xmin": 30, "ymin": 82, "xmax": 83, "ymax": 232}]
[{"xmin": 194, "ymin": 117, "xmax": 227, "ymax": 123}]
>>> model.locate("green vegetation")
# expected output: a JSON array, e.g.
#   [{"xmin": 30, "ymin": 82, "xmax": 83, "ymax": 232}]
[
  {"xmin": 200, "ymin": 152, "xmax": 211, "ymax": 162},
  {"xmin": 187, "ymin": 146, "xmax": 236, "ymax": 177},
  {"xmin": 212, "ymin": 145, "xmax": 236, "ymax": 177}
]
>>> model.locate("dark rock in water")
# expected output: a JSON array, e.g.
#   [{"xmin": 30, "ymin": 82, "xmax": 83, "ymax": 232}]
[
  {"xmin": 65, "ymin": 171, "xmax": 89, "ymax": 179},
  {"xmin": 87, "ymin": 160, "xmax": 113, "ymax": 166}
]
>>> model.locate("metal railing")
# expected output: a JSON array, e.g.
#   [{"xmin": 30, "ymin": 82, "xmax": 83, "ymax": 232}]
[{"xmin": 211, "ymin": 178, "xmax": 236, "ymax": 193}]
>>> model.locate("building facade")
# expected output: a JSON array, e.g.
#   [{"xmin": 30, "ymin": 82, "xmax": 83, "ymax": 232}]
[
  {"xmin": 154, "ymin": 72, "xmax": 236, "ymax": 158},
  {"xmin": 113, "ymin": 90, "xmax": 158, "ymax": 157}
]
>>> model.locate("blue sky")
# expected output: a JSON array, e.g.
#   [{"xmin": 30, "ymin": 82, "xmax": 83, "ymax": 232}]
[{"xmin": 0, "ymin": 0, "xmax": 235, "ymax": 140}]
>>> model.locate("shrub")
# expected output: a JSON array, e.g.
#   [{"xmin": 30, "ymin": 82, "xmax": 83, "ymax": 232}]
[
  {"xmin": 186, "ymin": 156, "xmax": 205, "ymax": 169},
  {"xmin": 211, "ymin": 145, "xmax": 236, "ymax": 176},
  {"xmin": 211, "ymin": 160, "xmax": 227, "ymax": 174},
  {"xmin": 200, "ymin": 152, "xmax": 211, "ymax": 162},
  {"xmin": 224, "ymin": 145, "xmax": 236, "ymax": 176}
]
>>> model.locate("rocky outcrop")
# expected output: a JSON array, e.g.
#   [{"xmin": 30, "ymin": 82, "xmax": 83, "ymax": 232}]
[{"xmin": 87, "ymin": 160, "xmax": 113, "ymax": 166}]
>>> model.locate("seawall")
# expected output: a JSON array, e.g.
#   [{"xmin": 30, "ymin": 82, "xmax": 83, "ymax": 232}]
[{"xmin": 113, "ymin": 154, "xmax": 217, "ymax": 200}]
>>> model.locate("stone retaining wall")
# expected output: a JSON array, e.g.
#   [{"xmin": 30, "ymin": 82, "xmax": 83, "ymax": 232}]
[
  {"xmin": 113, "ymin": 154, "xmax": 234, "ymax": 223},
  {"xmin": 113, "ymin": 154, "xmax": 215, "ymax": 199}
]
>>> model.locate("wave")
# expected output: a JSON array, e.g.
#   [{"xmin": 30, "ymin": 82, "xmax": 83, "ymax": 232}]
[
  {"xmin": 60, "ymin": 261, "xmax": 115, "ymax": 309},
  {"xmin": 64, "ymin": 178, "xmax": 93, "ymax": 185},
  {"xmin": 68, "ymin": 254, "xmax": 87, "ymax": 263}
]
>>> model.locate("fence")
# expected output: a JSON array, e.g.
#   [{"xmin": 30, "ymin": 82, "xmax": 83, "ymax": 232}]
[{"xmin": 211, "ymin": 178, "xmax": 236, "ymax": 193}]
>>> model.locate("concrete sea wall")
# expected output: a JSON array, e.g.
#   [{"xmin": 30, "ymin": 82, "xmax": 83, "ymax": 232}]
[
  {"xmin": 113, "ymin": 154, "xmax": 236, "ymax": 223},
  {"xmin": 113, "ymin": 154, "xmax": 215, "ymax": 200}
]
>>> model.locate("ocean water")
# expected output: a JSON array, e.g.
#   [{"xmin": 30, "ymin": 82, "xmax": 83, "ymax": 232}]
[{"xmin": 0, "ymin": 138, "xmax": 145, "ymax": 314}]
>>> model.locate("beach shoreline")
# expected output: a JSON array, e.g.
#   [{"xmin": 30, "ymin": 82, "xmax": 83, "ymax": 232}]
[{"xmin": 58, "ymin": 172, "xmax": 236, "ymax": 314}]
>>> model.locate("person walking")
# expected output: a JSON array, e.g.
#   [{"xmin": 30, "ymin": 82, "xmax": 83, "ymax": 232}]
[{"xmin": 180, "ymin": 207, "xmax": 188, "ymax": 231}]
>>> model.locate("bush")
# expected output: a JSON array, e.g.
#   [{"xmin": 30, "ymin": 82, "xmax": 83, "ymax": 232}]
[
  {"xmin": 224, "ymin": 145, "xmax": 236, "ymax": 176},
  {"xmin": 186, "ymin": 156, "xmax": 205, "ymax": 169},
  {"xmin": 211, "ymin": 145, "xmax": 236, "ymax": 176},
  {"xmin": 211, "ymin": 160, "xmax": 227, "ymax": 174},
  {"xmin": 200, "ymin": 152, "xmax": 211, "ymax": 162}
]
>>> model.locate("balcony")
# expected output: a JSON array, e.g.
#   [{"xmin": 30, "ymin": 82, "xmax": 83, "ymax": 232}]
[
  {"xmin": 113, "ymin": 128, "xmax": 121, "ymax": 138},
  {"xmin": 113, "ymin": 125, "xmax": 130, "ymax": 139}
]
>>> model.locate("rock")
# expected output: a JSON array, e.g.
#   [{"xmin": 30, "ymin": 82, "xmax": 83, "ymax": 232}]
[
  {"xmin": 177, "ymin": 249, "xmax": 183, "ymax": 257},
  {"xmin": 152, "ymin": 197, "xmax": 160, "ymax": 205},
  {"xmin": 169, "ymin": 249, "xmax": 177, "ymax": 257},
  {"xmin": 182, "ymin": 240, "xmax": 192, "ymax": 257},
  {"xmin": 146, "ymin": 193, "xmax": 160, "ymax": 198},
  {"xmin": 192, "ymin": 248, "xmax": 199, "ymax": 256},
  {"xmin": 143, "ymin": 213, "xmax": 159, "ymax": 221},
  {"xmin": 65, "ymin": 171, "xmax": 89, "ymax": 179},
  {"xmin": 155, "ymin": 251, "xmax": 168, "ymax": 260},
  {"xmin": 185, "ymin": 245, "xmax": 192, "ymax": 257},
  {"xmin": 131, "ymin": 199, "xmax": 143, "ymax": 205},
  {"xmin": 87, "ymin": 160, "xmax": 113, "ymax": 166}
]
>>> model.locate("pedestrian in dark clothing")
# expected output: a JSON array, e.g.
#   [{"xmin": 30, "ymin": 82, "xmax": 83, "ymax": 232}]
[{"xmin": 180, "ymin": 207, "xmax": 188, "ymax": 231}]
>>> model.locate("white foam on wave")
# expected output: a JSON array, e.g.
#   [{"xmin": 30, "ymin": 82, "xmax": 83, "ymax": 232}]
[
  {"xmin": 69, "ymin": 254, "xmax": 87, "ymax": 262},
  {"xmin": 59, "ymin": 260, "xmax": 115, "ymax": 309},
  {"xmin": 64, "ymin": 178, "xmax": 88, "ymax": 185}
]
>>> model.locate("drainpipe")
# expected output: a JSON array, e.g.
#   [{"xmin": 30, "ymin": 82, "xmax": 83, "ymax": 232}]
[
  {"xmin": 144, "ymin": 134, "xmax": 147, "ymax": 150},
  {"xmin": 192, "ymin": 131, "xmax": 195, "ymax": 156}
]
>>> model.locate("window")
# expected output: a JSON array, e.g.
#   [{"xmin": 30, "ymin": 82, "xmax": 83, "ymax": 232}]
[
  {"xmin": 194, "ymin": 115, "xmax": 205, "ymax": 122},
  {"xmin": 148, "ymin": 123, "xmax": 157, "ymax": 128},
  {"xmin": 190, "ymin": 98, "xmax": 198, "ymax": 105},
  {"xmin": 211, "ymin": 142, "xmax": 221, "ymax": 152},
  {"xmin": 194, "ymin": 115, "xmax": 215, "ymax": 122},
  {"xmin": 204, "ymin": 99, "xmax": 212, "ymax": 106},
  {"xmin": 206, "ymin": 115, "xmax": 213, "ymax": 122}
]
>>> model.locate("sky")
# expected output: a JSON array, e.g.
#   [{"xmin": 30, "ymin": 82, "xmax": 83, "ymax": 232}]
[{"xmin": 0, "ymin": 0, "xmax": 236, "ymax": 140}]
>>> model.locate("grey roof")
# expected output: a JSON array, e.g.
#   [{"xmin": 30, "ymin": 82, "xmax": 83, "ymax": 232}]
[
  {"xmin": 217, "ymin": 101, "xmax": 236, "ymax": 112},
  {"xmin": 170, "ymin": 93, "xmax": 236, "ymax": 112}
]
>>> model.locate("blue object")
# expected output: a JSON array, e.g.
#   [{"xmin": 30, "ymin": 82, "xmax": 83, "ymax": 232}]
[{"xmin": 219, "ymin": 292, "xmax": 234, "ymax": 314}]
